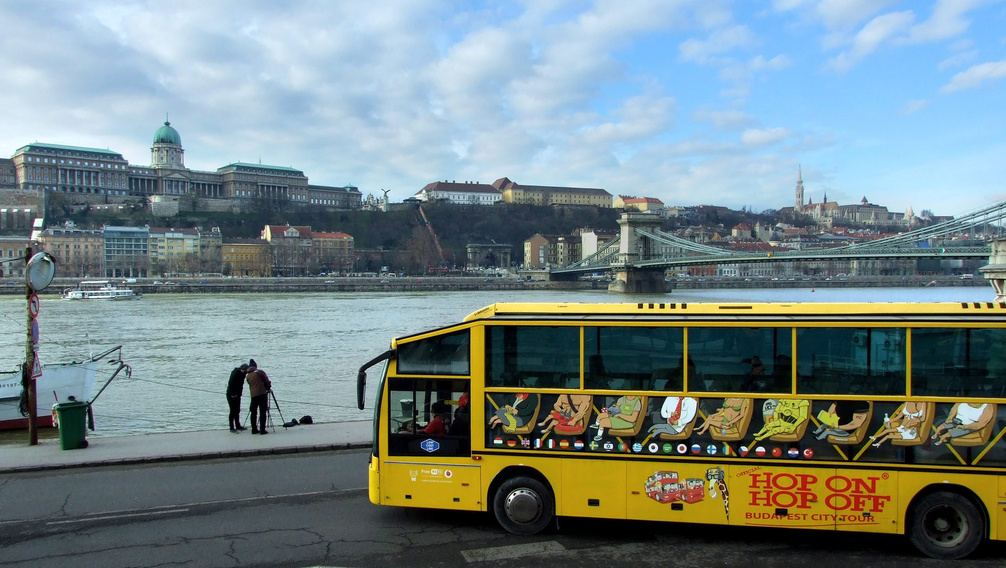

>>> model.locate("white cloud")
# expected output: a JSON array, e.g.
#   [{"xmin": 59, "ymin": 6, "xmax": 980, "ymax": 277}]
[
  {"xmin": 0, "ymin": 1, "xmax": 1003, "ymax": 214},
  {"xmin": 578, "ymin": 94, "xmax": 676, "ymax": 146},
  {"xmin": 749, "ymin": 54, "xmax": 793, "ymax": 72},
  {"xmin": 901, "ymin": 99, "xmax": 930, "ymax": 115},
  {"xmin": 693, "ymin": 109, "xmax": 757, "ymax": 130},
  {"xmin": 814, "ymin": 1, "xmax": 986, "ymax": 73},
  {"xmin": 692, "ymin": 51, "xmax": 793, "ymax": 99},
  {"xmin": 741, "ymin": 127, "xmax": 793, "ymax": 147},
  {"xmin": 772, "ymin": 0, "xmax": 810, "ymax": 12},
  {"xmin": 816, "ymin": 0, "xmax": 901, "ymax": 30},
  {"xmin": 825, "ymin": 10, "xmax": 914, "ymax": 72},
  {"xmin": 941, "ymin": 59, "xmax": 1006, "ymax": 92},
  {"xmin": 679, "ymin": 25, "xmax": 758, "ymax": 64},
  {"xmin": 938, "ymin": 49, "xmax": 979, "ymax": 70},
  {"xmin": 907, "ymin": 0, "xmax": 988, "ymax": 43}
]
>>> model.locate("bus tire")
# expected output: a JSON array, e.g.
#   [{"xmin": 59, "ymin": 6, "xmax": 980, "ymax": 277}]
[
  {"xmin": 909, "ymin": 491, "xmax": 984, "ymax": 559},
  {"xmin": 493, "ymin": 476, "xmax": 553, "ymax": 535}
]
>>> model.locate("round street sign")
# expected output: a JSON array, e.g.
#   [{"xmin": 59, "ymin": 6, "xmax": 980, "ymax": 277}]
[
  {"xmin": 28, "ymin": 293, "xmax": 40, "ymax": 318},
  {"xmin": 30, "ymin": 319, "xmax": 40, "ymax": 344}
]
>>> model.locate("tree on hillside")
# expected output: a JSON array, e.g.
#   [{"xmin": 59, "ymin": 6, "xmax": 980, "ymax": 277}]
[{"xmin": 404, "ymin": 225, "xmax": 442, "ymax": 274}]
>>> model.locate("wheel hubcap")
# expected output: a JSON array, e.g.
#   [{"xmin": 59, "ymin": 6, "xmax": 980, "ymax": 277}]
[
  {"xmin": 505, "ymin": 488, "xmax": 543, "ymax": 525},
  {"xmin": 924, "ymin": 505, "xmax": 966, "ymax": 546}
]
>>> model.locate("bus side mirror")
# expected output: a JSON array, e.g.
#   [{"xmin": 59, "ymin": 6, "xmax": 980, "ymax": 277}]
[
  {"xmin": 357, "ymin": 371, "xmax": 367, "ymax": 410},
  {"xmin": 357, "ymin": 349, "xmax": 395, "ymax": 411}
]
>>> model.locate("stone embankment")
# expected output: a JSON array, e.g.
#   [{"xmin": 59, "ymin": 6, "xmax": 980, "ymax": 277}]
[
  {"xmin": 9, "ymin": 276, "xmax": 585, "ymax": 296},
  {"xmin": 669, "ymin": 275, "xmax": 986, "ymax": 290},
  {"xmin": 0, "ymin": 274, "xmax": 985, "ymax": 295}
]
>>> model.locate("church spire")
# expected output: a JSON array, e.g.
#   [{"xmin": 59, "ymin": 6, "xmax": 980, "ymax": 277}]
[{"xmin": 795, "ymin": 165, "xmax": 804, "ymax": 213}]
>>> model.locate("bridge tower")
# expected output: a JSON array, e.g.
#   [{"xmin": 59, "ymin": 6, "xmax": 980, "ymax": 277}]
[
  {"xmin": 608, "ymin": 212, "xmax": 670, "ymax": 294},
  {"xmin": 980, "ymin": 239, "xmax": 1006, "ymax": 301}
]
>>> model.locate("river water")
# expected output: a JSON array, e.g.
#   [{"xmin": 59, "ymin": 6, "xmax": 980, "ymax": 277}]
[{"xmin": 0, "ymin": 286, "xmax": 997, "ymax": 439}]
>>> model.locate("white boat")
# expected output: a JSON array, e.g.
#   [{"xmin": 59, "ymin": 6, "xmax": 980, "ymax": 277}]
[
  {"xmin": 62, "ymin": 280, "xmax": 140, "ymax": 300},
  {"xmin": 0, "ymin": 347, "xmax": 129, "ymax": 430}
]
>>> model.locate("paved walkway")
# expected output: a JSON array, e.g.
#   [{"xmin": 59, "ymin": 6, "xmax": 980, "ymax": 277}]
[{"xmin": 0, "ymin": 421, "xmax": 372, "ymax": 473}]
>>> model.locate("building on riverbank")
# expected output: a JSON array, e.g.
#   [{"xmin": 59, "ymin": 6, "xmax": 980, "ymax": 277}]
[
  {"xmin": 0, "ymin": 234, "xmax": 28, "ymax": 279},
  {"xmin": 222, "ymin": 238, "xmax": 272, "ymax": 277},
  {"xmin": 36, "ymin": 224, "xmax": 103, "ymax": 278},
  {"xmin": 1, "ymin": 120, "xmax": 363, "ymax": 217},
  {"xmin": 262, "ymin": 225, "xmax": 354, "ymax": 277}
]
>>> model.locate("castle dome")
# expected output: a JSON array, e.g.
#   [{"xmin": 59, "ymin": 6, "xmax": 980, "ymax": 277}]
[{"xmin": 153, "ymin": 121, "xmax": 181, "ymax": 145}]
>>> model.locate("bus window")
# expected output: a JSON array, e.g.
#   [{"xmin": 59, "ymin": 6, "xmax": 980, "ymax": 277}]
[
  {"xmin": 397, "ymin": 329, "xmax": 470, "ymax": 376},
  {"xmin": 583, "ymin": 326, "xmax": 684, "ymax": 390},
  {"xmin": 911, "ymin": 328, "xmax": 1006, "ymax": 397},
  {"xmin": 485, "ymin": 326, "xmax": 579, "ymax": 388},
  {"xmin": 796, "ymin": 327, "xmax": 906, "ymax": 395},
  {"xmin": 387, "ymin": 377, "xmax": 470, "ymax": 456},
  {"xmin": 687, "ymin": 327, "xmax": 793, "ymax": 393}
]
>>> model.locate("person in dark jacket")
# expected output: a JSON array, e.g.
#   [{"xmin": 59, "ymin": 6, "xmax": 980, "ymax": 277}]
[
  {"xmin": 245, "ymin": 359, "xmax": 272, "ymax": 434},
  {"xmin": 227, "ymin": 363, "xmax": 249, "ymax": 433}
]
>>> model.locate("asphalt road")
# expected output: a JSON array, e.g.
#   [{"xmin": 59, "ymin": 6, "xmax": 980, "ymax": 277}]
[{"xmin": 1, "ymin": 449, "xmax": 1005, "ymax": 568}]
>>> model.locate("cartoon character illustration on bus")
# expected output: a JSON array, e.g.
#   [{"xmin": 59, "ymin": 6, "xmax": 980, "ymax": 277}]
[
  {"xmin": 644, "ymin": 471, "xmax": 705, "ymax": 505},
  {"xmin": 487, "ymin": 393, "xmax": 540, "ymax": 435},
  {"xmin": 706, "ymin": 467, "xmax": 729, "ymax": 520},
  {"xmin": 932, "ymin": 402, "xmax": 997, "ymax": 446},
  {"xmin": 590, "ymin": 394, "xmax": 646, "ymax": 440},
  {"xmin": 694, "ymin": 397, "xmax": 750, "ymax": 440},
  {"xmin": 752, "ymin": 398, "xmax": 809, "ymax": 442},
  {"xmin": 870, "ymin": 400, "xmax": 931, "ymax": 448},
  {"xmin": 537, "ymin": 393, "xmax": 593, "ymax": 435},
  {"xmin": 812, "ymin": 400, "xmax": 873, "ymax": 444},
  {"xmin": 647, "ymin": 396, "xmax": 698, "ymax": 439}
]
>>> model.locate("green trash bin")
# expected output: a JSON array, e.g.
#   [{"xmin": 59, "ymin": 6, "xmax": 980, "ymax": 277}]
[{"xmin": 55, "ymin": 400, "xmax": 89, "ymax": 450}]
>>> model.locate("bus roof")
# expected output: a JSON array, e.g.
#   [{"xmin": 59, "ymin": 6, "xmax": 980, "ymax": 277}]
[{"xmin": 463, "ymin": 301, "xmax": 1006, "ymax": 322}]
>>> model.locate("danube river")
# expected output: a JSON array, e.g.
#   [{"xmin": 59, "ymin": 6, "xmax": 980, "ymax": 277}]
[{"xmin": 0, "ymin": 286, "xmax": 997, "ymax": 439}]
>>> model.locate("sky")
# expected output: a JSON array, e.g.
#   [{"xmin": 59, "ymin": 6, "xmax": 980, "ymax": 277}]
[{"xmin": 1, "ymin": 1, "xmax": 1005, "ymax": 218}]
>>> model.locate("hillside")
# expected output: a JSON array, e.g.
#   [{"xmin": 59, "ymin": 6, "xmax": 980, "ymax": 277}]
[
  {"xmin": 60, "ymin": 201, "xmax": 623, "ymax": 266},
  {"xmin": 420, "ymin": 202, "xmax": 620, "ymax": 262}
]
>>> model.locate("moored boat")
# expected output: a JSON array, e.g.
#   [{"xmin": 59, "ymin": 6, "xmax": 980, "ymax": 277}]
[
  {"xmin": 61, "ymin": 280, "xmax": 140, "ymax": 300},
  {"xmin": 0, "ymin": 346, "xmax": 129, "ymax": 430}
]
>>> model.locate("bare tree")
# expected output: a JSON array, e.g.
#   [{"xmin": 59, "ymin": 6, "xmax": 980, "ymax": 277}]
[{"xmin": 406, "ymin": 225, "xmax": 441, "ymax": 274}]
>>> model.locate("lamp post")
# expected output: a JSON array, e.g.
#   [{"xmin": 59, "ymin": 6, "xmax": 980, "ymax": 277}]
[{"xmin": 24, "ymin": 250, "xmax": 56, "ymax": 445}]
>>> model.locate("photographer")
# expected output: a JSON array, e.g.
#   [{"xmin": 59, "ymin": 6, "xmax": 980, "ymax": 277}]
[{"xmin": 245, "ymin": 359, "xmax": 272, "ymax": 435}]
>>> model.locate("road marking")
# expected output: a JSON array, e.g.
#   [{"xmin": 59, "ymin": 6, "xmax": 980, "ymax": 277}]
[
  {"xmin": 46, "ymin": 508, "xmax": 189, "ymax": 525},
  {"xmin": 461, "ymin": 541, "xmax": 566, "ymax": 563},
  {"xmin": 29, "ymin": 488, "xmax": 366, "ymax": 527}
]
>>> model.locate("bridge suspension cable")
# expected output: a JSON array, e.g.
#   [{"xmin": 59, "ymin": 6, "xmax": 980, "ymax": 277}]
[{"xmin": 835, "ymin": 200, "xmax": 1006, "ymax": 252}]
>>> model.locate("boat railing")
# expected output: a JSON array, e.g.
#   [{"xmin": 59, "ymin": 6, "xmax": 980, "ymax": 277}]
[{"xmin": 88, "ymin": 346, "xmax": 131, "ymax": 406}]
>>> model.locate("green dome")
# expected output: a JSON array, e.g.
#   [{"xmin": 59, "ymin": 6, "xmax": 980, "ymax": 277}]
[{"xmin": 153, "ymin": 121, "xmax": 181, "ymax": 145}]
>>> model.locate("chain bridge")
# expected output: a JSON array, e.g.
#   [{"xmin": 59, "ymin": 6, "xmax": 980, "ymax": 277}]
[{"xmin": 552, "ymin": 200, "xmax": 1006, "ymax": 293}]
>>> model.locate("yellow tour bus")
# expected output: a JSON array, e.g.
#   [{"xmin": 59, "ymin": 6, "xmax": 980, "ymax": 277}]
[{"xmin": 356, "ymin": 301, "xmax": 1006, "ymax": 559}]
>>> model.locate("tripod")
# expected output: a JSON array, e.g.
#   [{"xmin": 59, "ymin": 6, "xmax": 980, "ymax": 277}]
[
  {"xmin": 269, "ymin": 390, "xmax": 287, "ymax": 428},
  {"xmin": 244, "ymin": 391, "xmax": 287, "ymax": 432}
]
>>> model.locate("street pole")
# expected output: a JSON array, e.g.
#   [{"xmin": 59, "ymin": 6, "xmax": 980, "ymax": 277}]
[{"xmin": 24, "ymin": 244, "xmax": 37, "ymax": 445}]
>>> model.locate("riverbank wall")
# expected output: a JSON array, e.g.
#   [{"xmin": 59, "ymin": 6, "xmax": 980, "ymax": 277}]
[
  {"xmin": 11, "ymin": 276, "xmax": 588, "ymax": 296},
  {"xmin": 3, "ymin": 274, "xmax": 987, "ymax": 296}
]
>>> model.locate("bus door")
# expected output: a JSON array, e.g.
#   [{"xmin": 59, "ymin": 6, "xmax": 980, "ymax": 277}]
[
  {"xmin": 382, "ymin": 377, "xmax": 481, "ymax": 511},
  {"xmin": 829, "ymin": 468, "xmax": 898, "ymax": 534}
]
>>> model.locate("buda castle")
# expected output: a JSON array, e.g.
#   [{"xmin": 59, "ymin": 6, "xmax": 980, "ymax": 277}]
[{"xmin": 0, "ymin": 120, "xmax": 362, "ymax": 225}]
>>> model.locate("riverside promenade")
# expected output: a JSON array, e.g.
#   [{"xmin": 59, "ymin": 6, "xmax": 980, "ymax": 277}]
[{"xmin": 0, "ymin": 420, "xmax": 372, "ymax": 473}]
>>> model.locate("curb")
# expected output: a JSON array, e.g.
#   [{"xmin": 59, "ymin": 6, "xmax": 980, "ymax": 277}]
[{"xmin": 0, "ymin": 441, "xmax": 371, "ymax": 474}]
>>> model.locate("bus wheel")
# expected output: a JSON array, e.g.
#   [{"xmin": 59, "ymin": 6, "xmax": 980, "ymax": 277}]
[
  {"xmin": 909, "ymin": 492, "xmax": 984, "ymax": 559},
  {"xmin": 493, "ymin": 476, "xmax": 553, "ymax": 535}
]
